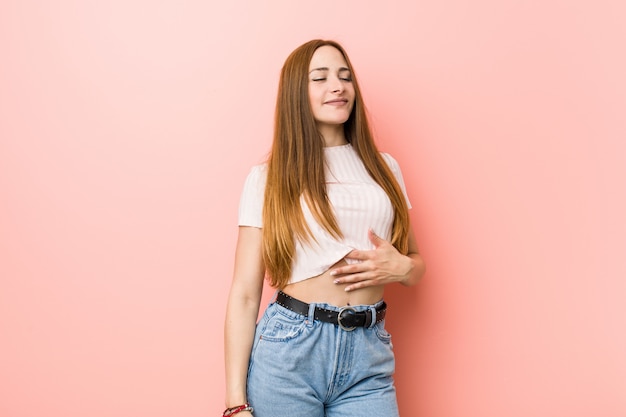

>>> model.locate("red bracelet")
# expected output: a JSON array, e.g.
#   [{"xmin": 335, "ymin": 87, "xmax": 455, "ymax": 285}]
[{"xmin": 223, "ymin": 403, "xmax": 253, "ymax": 416}]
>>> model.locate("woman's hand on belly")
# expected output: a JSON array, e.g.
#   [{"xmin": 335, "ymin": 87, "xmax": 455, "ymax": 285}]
[
  {"xmin": 281, "ymin": 258, "xmax": 384, "ymax": 306},
  {"xmin": 330, "ymin": 229, "xmax": 415, "ymax": 292}
]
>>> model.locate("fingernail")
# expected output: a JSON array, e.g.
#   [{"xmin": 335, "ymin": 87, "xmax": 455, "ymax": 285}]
[
  {"xmin": 333, "ymin": 279, "xmax": 340, "ymax": 284},
  {"xmin": 330, "ymin": 270, "xmax": 337, "ymax": 276}
]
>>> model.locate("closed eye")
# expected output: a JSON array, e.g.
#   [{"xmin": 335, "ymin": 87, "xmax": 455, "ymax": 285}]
[{"xmin": 311, "ymin": 77, "xmax": 351, "ymax": 82}]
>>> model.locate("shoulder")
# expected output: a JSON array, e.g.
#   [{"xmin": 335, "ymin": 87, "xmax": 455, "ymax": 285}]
[
  {"xmin": 379, "ymin": 152, "xmax": 402, "ymax": 173},
  {"xmin": 243, "ymin": 163, "xmax": 268, "ymax": 185},
  {"xmin": 240, "ymin": 163, "xmax": 268, "ymax": 200},
  {"xmin": 248, "ymin": 162, "xmax": 268, "ymax": 175},
  {"xmin": 238, "ymin": 163, "xmax": 268, "ymax": 228},
  {"xmin": 379, "ymin": 151, "xmax": 411, "ymax": 206}
]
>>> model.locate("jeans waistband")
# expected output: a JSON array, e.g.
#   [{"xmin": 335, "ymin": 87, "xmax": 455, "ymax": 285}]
[{"xmin": 275, "ymin": 291, "xmax": 386, "ymax": 331}]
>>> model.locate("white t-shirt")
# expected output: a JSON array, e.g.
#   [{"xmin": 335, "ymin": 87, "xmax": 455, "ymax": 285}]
[{"xmin": 238, "ymin": 143, "xmax": 411, "ymax": 284}]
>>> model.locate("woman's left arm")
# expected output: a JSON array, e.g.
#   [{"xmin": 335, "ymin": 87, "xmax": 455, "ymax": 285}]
[{"xmin": 330, "ymin": 227, "xmax": 425, "ymax": 291}]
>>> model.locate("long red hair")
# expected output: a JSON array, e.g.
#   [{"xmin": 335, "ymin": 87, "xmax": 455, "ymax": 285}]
[{"xmin": 262, "ymin": 39, "xmax": 410, "ymax": 288}]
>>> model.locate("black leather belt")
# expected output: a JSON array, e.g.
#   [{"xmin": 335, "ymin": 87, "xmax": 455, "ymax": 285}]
[{"xmin": 275, "ymin": 291, "xmax": 386, "ymax": 331}]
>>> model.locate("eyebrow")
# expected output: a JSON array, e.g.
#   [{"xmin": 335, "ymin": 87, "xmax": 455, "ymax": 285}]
[{"xmin": 309, "ymin": 67, "xmax": 351, "ymax": 74}]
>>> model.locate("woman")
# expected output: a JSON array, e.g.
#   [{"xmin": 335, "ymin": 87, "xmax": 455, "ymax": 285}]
[{"xmin": 224, "ymin": 39, "xmax": 425, "ymax": 417}]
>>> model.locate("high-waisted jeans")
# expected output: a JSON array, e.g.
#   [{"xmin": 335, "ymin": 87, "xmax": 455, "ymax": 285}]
[{"xmin": 247, "ymin": 298, "xmax": 399, "ymax": 417}]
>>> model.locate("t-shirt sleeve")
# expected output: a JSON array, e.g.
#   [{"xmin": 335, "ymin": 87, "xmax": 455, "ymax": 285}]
[
  {"xmin": 238, "ymin": 164, "xmax": 267, "ymax": 228},
  {"xmin": 381, "ymin": 152, "xmax": 412, "ymax": 209}
]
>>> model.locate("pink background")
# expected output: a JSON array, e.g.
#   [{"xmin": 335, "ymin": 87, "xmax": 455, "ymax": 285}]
[{"xmin": 1, "ymin": 1, "xmax": 625, "ymax": 416}]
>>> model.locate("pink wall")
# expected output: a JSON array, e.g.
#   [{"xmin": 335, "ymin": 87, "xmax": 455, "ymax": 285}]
[{"xmin": 1, "ymin": 1, "xmax": 625, "ymax": 416}]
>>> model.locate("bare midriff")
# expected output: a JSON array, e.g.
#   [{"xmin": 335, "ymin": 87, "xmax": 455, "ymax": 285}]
[{"xmin": 280, "ymin": 258, "xmax": 384, "ymax": 307}]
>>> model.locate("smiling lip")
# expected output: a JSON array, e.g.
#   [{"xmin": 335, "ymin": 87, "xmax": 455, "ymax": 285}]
[{"xmin": 324, "ymin": 98, "xmax": 349, "ymax": 105}]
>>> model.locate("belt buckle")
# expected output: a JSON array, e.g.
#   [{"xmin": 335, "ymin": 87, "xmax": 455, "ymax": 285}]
[{"xmin": 337, "ymin": 306, "xmax": 357, "ymax": 331}]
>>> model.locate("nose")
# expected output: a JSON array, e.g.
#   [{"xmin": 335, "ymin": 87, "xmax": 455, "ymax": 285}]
[{"xmin": 329, "ymin": 76, "xmax": 344, "ymax": 93}]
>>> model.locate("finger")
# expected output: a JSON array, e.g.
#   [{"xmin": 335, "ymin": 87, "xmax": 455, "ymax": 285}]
[
  {"xmin": 368, "ymin": 228, "xmax": 385, "ymax": 247},
  {"xmin": 344, "ymin": 250, "xmax": 371, "ymax": 261},
  {"xmin": 345, "ymin": 276, "xmax": 381, "ymax": 292},
  {"xmin": 330, "ymin": 262, "xmax": 368, "ymax": 278},
  {"xmin": 333, "ymin": 270, "xmax": 369, "ymax": 284}
]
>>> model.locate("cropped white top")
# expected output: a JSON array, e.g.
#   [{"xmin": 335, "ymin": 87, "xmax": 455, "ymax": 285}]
[{"xmin": 238, "ymin": 143, "xmax": 411, "ymax": 284}]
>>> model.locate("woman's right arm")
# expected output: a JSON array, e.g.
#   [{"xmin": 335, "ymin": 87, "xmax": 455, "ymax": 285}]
[{"xmin": 224, "ymin": 226, "xmax": 265, "ymax": 412}]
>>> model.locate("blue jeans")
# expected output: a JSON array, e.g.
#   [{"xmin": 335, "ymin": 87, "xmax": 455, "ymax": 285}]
[{"xmin": 247, "ymin": 298, "xmax": 399, "ymax": 417}]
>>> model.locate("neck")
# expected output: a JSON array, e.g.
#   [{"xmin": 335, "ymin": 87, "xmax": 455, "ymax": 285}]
[{"xmin": 318, "ymin": 124, "xmax": 347, "ymax": 147}]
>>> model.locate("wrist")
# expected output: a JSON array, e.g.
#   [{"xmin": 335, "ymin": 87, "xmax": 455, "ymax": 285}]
[
  {"xmin": 225, "ymin": 392, "xmax": 247, "ymax": 409},
  {"xmin": 401, "ymin": 253, "xmax": 424, "ymax": 286},
  {"xmin": 223, "ymin": 403, "xmax": 253, "ymax": 416},
  {"xmin": 400, "ymin": 254, "xmax": 416, "ymax": 286}
]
